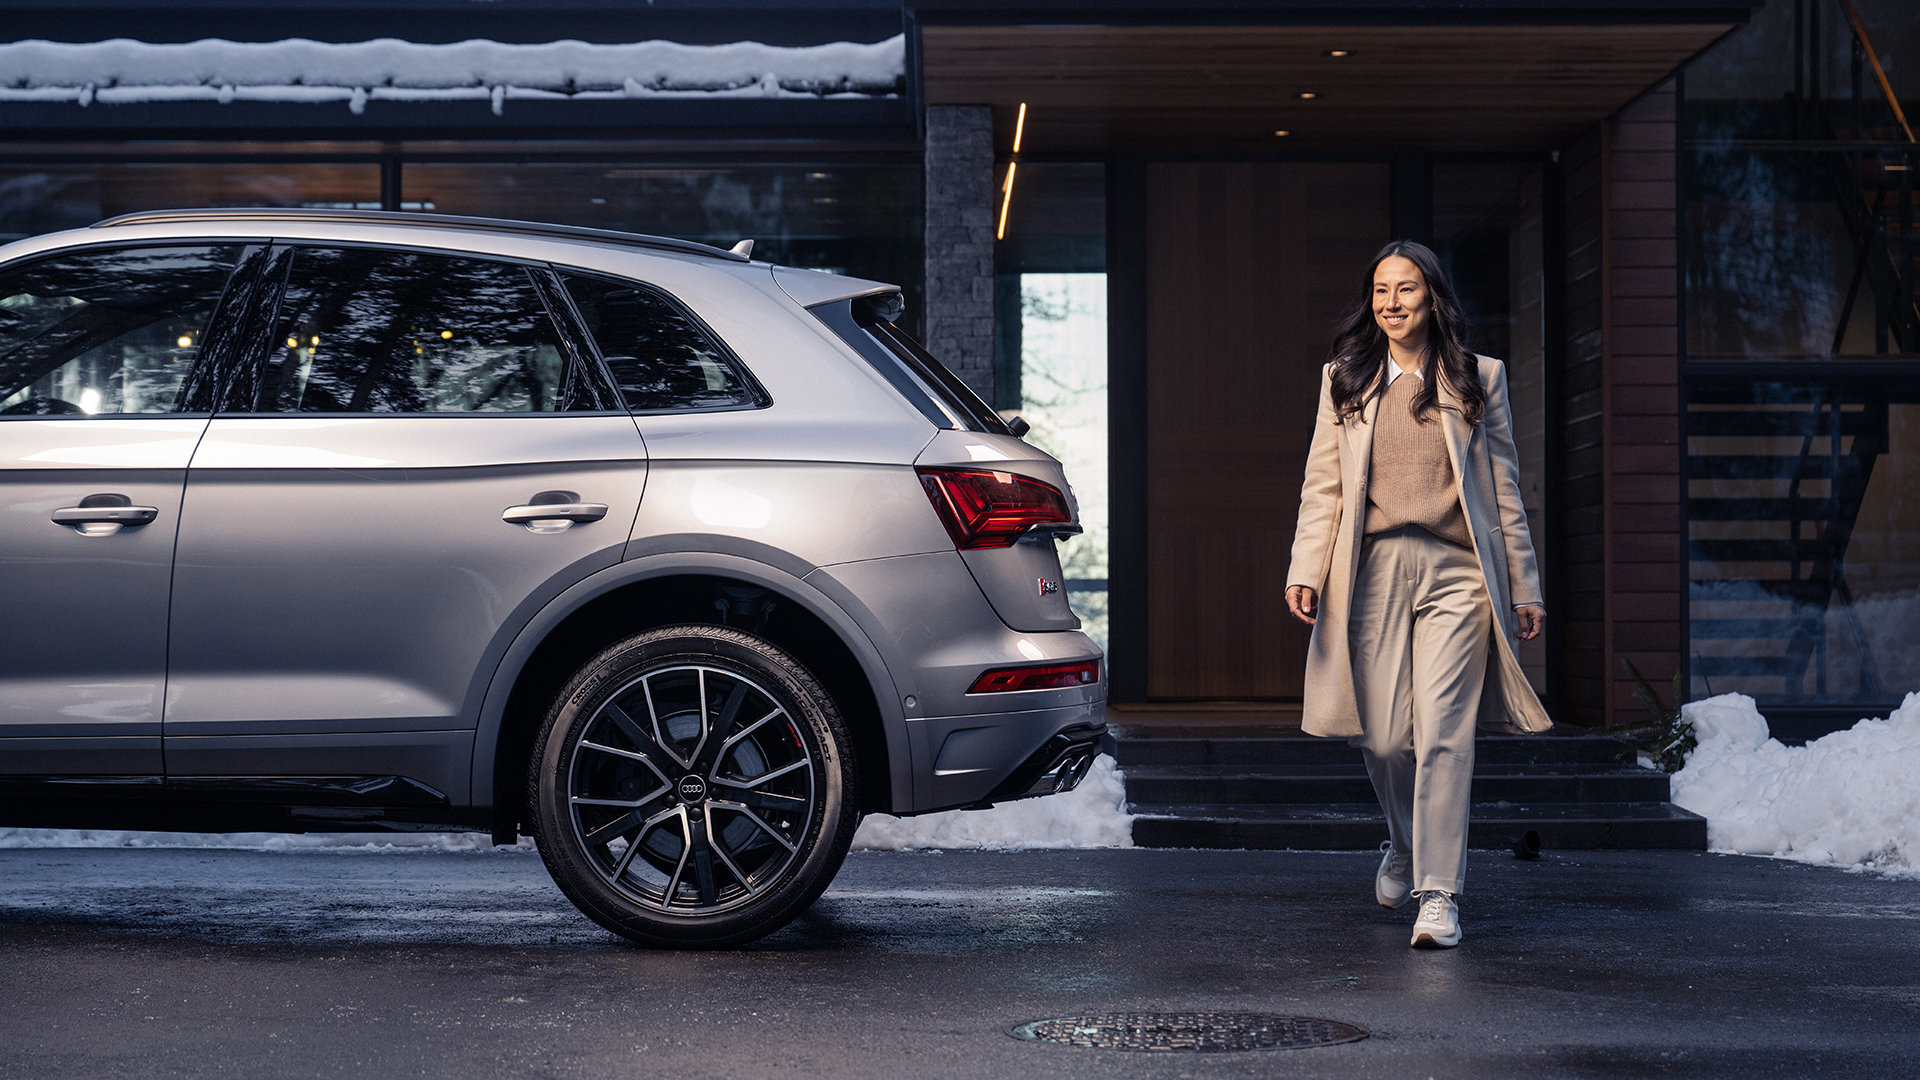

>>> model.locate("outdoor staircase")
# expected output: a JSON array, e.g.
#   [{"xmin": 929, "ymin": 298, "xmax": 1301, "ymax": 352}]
[
  {"xmin": 1685, "ymin": 396, "xmax": 1890, "ymax": 703},
  {"xmin": 1119, "ymin": 734, "xmax": 1707, "ymax": 850}
]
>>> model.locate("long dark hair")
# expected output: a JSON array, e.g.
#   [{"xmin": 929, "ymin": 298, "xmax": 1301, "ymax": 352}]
[{"xmin": 1326, "ymin": 240, "xmax": 1484, "ymax": 427}]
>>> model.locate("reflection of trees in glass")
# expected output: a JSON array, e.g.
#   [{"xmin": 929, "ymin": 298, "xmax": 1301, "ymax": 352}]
[
  {"xmin": 1688, "ymin": 152, "xmax": 1849, "ymax": 359},
  {"xmin": 263, "ymin": 248, "xmax": 569, "ymax": 413},
  {"xmin": 0, "ymin": 245, "xmax": 238, "ymax": 414},
  {"xmin": 1016, "ymin": 273, "xmax": 1108, "ymax": 650},
  {"xmin": 562, "ymin": 273, "xmax": 755, "ymax": 412}
]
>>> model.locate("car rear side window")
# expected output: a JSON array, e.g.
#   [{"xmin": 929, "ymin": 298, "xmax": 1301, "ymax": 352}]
[
  {"xmin": 0, "ymin": 244, "xmax": 242, "ymax": 416},
  {"xmin": 811, "ymin": 293, "xmax": 1012, "ymax": 435},
  {"xmin": 560, "ymin": 272, "xmax": 764, "ymax": 413},
  {"xmin": 249, "ymin": 246, "xmax": 583, "ymax": 414}
]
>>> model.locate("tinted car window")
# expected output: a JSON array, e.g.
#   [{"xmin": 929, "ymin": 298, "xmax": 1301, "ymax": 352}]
[
  {"xmin": 561, "ymin": 272, "xmax": 763, "ymax": 413},
  {"xmin": 808, "ymin": 293, "xmax": 1012, "ymax": 435},
  {"xmin": 252, "ymin": 247, "xmax": 576, "ymax": 414},
  {"xmin": 0, "ymin": 245, "xmax": 241, "ymax": 416}
]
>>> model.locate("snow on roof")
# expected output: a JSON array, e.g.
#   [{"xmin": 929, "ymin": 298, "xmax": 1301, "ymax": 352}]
[{"xmin": 0, "ymin": 36, "xmax": 904, "ymax": 115}]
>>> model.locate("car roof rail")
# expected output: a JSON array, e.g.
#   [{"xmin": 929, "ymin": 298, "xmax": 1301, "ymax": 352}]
[{"xmin": 89, "ymin": 206, "xmax": 752, "ymax": 263}]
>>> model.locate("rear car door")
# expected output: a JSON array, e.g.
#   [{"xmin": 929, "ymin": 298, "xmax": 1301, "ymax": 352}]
[
  {"xmin": 0, "ymin": 243, "xmax": 242, "ymax": 780},
  {"xmin": 163, "ymin": 244, "xmax": 646, "ymax": 807}
]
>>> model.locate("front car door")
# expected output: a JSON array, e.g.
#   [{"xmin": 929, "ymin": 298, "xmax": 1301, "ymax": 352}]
[
  {"xmin": 0, "ymin": 243, "xmax": 244, "ymax": 792},
  {"xmin": 164, "ymin": 244, "xmax": 646, "ymax": 811}
]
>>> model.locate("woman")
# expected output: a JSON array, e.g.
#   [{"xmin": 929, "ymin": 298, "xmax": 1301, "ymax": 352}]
[{"xmin": 1284, "ymin": 240, "xmax": 1550, "ymax": 950}]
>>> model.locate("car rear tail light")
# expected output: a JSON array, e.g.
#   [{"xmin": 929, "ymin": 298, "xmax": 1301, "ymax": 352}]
[
  {"xmin": 967, "ymin": 659, "xmax": 1101, "ymax": 694},
  {"xmin": 916, "ymin": 467, "xmax": 1073, "ymax": 550}
]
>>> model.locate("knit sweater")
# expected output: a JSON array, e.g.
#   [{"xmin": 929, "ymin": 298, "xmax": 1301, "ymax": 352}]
[{"xmin": 1363, "ymin": 369, "xmax": 1472, "ymax": 548}]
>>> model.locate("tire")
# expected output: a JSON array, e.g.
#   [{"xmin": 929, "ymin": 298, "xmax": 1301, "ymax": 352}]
[{"xmin": 529, "ymin": 624, "xmax": 859, "ymax": 948}]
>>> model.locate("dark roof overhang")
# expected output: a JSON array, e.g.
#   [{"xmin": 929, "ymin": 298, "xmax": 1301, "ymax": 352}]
[{"xmin": 908, "ymin": 0, "xmax": 1761, "ymax": 152}]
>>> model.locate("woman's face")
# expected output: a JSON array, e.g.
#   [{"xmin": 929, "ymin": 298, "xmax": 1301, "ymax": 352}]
[{"xmin": 1372, "ymin": 255, "xmax": 1432, "ymax": 352}]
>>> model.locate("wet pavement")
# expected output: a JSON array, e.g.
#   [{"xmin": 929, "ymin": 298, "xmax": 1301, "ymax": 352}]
[{"xmin": 1, "ymin": 845, "xmax": 1916, "ymax": 1078}]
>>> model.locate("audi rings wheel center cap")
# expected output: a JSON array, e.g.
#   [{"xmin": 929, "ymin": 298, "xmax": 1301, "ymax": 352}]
[{"xmin": 678, "ymin": 775, "xmax": 708, "ymax": 803}]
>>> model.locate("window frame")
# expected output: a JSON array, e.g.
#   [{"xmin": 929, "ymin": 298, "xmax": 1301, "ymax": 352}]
[{"xmin": 548, "ymin": 265, "xmax": 772, "ymax": 417}]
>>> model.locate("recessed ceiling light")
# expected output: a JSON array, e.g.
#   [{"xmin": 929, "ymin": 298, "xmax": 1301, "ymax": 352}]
[
  {"xmin": 1274, "ymin": 129, "xmax": 1291, "ymax": 137},
  {"xmin": 1323, "ymin": 49, "xmax": 1355, "ymax": 58},
  {"xmin": 1294, "ymin": 91, "xmax": 1320, "ymax": 100}
]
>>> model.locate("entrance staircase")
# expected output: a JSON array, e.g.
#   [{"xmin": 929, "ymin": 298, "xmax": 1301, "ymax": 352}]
[{"xmin": 1115, "ymin": 724, "xmax": 1705, "ymax": 850}]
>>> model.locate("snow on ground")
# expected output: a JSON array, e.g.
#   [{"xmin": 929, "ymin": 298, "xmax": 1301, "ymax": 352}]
[
  {"xmin": 0, "ymin": 828, "xmax": 531, "ymax": 852},
  {"xmin": 850, "ymin": 754, "xmax": 1133, "ymax": 851},
  {"xmin": 0, "ymin": 755, "xmax": 1133, "ymax": 854},
  {"xmin": 1672, "ymin": 692, "xmax": 1920, "ymax": 876},
  {"xmin": 0, "ymin": 36, "xmax": 905, "ymax": 114}
]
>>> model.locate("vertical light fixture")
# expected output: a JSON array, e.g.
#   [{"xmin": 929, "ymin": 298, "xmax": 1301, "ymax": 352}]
[{"xmin": 997, "ymin": 102, "xmax": 1027, "ymax": 241}]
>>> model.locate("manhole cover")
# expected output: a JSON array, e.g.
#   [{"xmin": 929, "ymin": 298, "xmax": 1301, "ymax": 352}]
[{"xmin": 1007, "ymin": 1012, "xmax": 1368, "ymax": 1052}]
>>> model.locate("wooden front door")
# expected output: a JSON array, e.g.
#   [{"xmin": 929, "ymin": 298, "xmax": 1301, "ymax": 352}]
[{"xmin": 1144, "ymin": 162, "xmax": 1390, "ymax": 699}]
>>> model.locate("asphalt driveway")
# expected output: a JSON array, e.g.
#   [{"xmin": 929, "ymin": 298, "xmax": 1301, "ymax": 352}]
[{"xmin": 1, "ymin": 845, "xmax": 1915, "ymax": 1078}]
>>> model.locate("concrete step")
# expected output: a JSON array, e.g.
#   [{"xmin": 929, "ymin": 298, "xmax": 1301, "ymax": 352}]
[
  {"xmin": 1129, "ymin": 801, "xmax": 1709, "ymax": 851},
  {"xmin": 1121, "ymin": 764, "xmax": 1672, "ymax": 805},
  {"xmin": 1114, "ymin": 735, "xmax": 1639, "ymax": 768}
]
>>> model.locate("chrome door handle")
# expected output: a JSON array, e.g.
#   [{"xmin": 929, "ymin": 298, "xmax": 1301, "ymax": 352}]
[
  {"xmin": 502, "ymin": 502, "xmax": 609, "ymax": 525},
  {"xmin": 52, "ymin": 505, "xmax": 159, "ymax": 526}
]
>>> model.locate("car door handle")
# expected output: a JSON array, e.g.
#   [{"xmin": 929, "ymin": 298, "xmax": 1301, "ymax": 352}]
[
  {"xmin": 52, "ymin": 502, "xmax": 159, "ymax": 526},
  {"xmin": 502, "ymin": 502, "xmax": 609, "ymax": 525}
]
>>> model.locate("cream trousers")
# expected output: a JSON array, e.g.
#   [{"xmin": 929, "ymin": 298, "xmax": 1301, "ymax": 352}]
[{"xmin": 1347, "ymin": 525, "xmax": 1491, "ymax": 896}]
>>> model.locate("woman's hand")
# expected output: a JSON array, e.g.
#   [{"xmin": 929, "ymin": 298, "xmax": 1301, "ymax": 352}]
[
  {"xmin": 1286, "ymin": 585, "xmax": 1319, "ymax": 626},
  {"xmin": 1516, "ymin": 604, "xmax": 1544, "ymax": 641}
]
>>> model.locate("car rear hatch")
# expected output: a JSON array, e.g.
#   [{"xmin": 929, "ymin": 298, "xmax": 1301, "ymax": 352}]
[
  {"xmin": 785, "ymin": 272, "xmax": 1084, "ymax": 634},
  {"xmin": 912, "ymin": 431, "xmax": 1082, "ymax": 633}
]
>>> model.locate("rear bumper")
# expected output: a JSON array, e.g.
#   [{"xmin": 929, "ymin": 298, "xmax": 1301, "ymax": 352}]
[
  {"xmin": 903, "ymin": 699, "xmax": 1106, "ymax": 813},
  {"xmin": 984, "ymin": 720, "xmax": 1106, "ymax": 803}
]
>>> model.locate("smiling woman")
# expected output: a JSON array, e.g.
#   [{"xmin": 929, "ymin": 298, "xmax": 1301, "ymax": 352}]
[{"xmin": 1285, "ymin": 239, "xmax": 1549, "ymax": 950}]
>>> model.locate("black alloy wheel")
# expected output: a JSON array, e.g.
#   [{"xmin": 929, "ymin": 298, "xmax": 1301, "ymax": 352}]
[{"xmin": 530, "ymin": 625, "xmax": 858, "ymax": 947}]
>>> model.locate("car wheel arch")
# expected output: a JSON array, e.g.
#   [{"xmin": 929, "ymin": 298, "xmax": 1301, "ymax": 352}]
[{"xmin": 471, "ymin": 552, "xmax": 914, "ymax": 839}]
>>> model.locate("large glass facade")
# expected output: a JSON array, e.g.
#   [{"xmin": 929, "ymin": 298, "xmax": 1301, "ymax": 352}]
[
  {"xmin": 995, "ymin": 163, "xmax": 1108, "ymax": 651},
  {"xmin": 0, "ymin": 164, "xmax": 381, "ymax": 241},
  {"xmin": 406, "ymin": 162, "xmax": 924, "ymax": 332},
  {"xmin": 1683, "ymin": 0, "xmax": 1919, "ymax": 714},
  {"xmin": 0, "ymin": 158, "xmax": 923, "ymax": 331}
]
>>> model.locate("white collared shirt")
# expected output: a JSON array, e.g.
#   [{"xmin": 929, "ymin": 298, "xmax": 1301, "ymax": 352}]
[{"xmin": 1383, "ymin": 357, "xmax": 1426, "ymax": 389}]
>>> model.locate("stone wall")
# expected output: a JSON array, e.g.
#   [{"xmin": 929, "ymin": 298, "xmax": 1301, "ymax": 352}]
[{"xmin": 923, "ymin": 104, "xmax": 996, "ymax": 402}]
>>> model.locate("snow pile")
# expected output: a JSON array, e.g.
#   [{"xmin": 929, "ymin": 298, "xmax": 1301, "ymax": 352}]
[
  {"xmin": 0, "ymin": 755, "xmax": 1133, "ymax": 853},
  {"xmin": 851, "ymin": 754, "xmax": 1133, "ymax": 851},
  {"xmin": 1672, "ymin": 692, "xmax": 1920, "ymax": 872},
  {"xmin": 0, "ymin": 36, "xmax": 904, "ymax": 114},
  {"xmin": 0, "ymin": 828, "xmax": 531, "ymax": 852}
]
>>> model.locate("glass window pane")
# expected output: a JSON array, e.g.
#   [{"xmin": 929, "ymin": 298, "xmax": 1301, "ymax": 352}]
[
  {"xmin": 1688, "ymin": 384, "xmax": 1920, "ymax": 709},
  {"xmin": 258, "ymin": 248, "xmax": 570, "ymax": 414},
  {"xmin": 403, "ymin": 163, "xmax": 925, "ymax": 335},
  {"xmin": 1013, "ymin": 273, "xmax": 1108, "ymax": 652},
  {"xmin": 1683, "ymin": 0, "xmax": 1919, "ymax": 361},
  {"xmin": 560, "ymin": 273, "xmax": 759, "ymax": 413},
  {"xmin": 994, "ymin": 163, "xmax": 1108, "ymax": 650},
  {"xmin": 0, "ymin": 164, "xmax": 380, "ymax": 241},
  {"xmin": 0, "ymin": 245, "xmax": 241, "ymax": 415}
]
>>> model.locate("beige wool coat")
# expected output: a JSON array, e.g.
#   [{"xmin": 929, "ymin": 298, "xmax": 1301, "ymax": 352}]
[{"xmin": 1285, "ymin": 354, "xmax": 1552, "ymax": 738}]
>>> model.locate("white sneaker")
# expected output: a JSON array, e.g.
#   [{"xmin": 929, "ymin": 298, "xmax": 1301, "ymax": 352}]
[
  {"xmin": 1410, "ymin": 891, "xmax": 1461, "ymax": 949},
  {"xmin": 1374, "ymin": 841, "xmax": 1412, "ymax": 909}
]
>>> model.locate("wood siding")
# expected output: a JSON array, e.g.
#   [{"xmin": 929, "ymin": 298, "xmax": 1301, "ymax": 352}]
[
  {"xmin": 1560, "ymin": 79, "xmax": 1683, "ymax": 728},
  {"xmin": 1143, "ymin": 162, "xmax": 1389, "ymax": 699}
]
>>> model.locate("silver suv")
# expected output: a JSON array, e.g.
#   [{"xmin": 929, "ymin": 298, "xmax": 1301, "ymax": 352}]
[{"xmin": 0, "ymin": 208, "xmax": 1106, "ymax": 947}]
